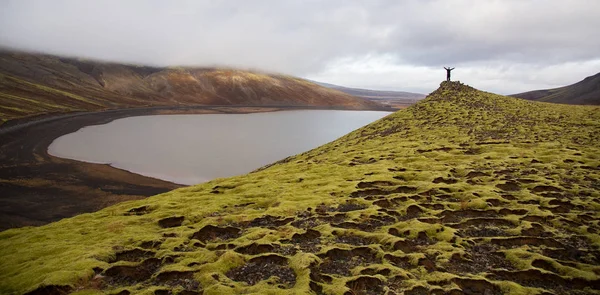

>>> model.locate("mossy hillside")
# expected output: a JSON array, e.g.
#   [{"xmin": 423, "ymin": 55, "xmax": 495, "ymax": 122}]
[{"xmin": 2, "ymin": 81, "xmax": 600, "ymax": 294}]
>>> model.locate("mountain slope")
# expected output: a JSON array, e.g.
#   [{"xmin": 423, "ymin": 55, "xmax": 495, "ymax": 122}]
[
  {"xmin": 315, "ymin": 81, "xmax": 425, "ymax": 107},
  {"xmin": 511, "ymin": 72, "xmax": 600, "ymax": 105},
  {"xmin": 0, "ymin": 51, "xmax": 381, "ymax": 123},
  {"xmin": 2, "ymin": 81, "xmax": 600, "ymax": 295}
]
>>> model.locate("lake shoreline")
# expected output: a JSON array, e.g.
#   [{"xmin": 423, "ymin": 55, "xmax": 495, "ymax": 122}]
[{"xmin": 0, "ymin": 105, "xmax": 399, "ymax": 230}]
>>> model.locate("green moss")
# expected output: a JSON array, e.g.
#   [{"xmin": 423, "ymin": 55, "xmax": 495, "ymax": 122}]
[{"xmin": 2, "ymin": 81, "xmax": 600, "ymax": 294}]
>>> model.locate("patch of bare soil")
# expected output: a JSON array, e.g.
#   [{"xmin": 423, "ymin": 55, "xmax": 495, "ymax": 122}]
[
  {"xmin": 226, "ymin": 255, "xmax": 296, "ymax": 288},
  {"xmin": 391, "ymin": 231, "xmax": 437, "ymax": 253},
  {"xmin": 111, "ymin": 248, "xmax": 155, "ymax": 262},
  {"xmin": 356, "ymin": 181, "xmax": 395, "ymax": 188},
  {"xmin": 246, "ymin": 215, "xmax": 294, "ymax": 228},
  {"xmin": 158, "ymin": 216, "xmax": 184, "ymax": 228},
  {"xmin": 350, "ymin": 186, "xmax": 417, "ymax": 198},
  {"xmin": 495, "ymin": 181, "xmax": 521, "ymax": 191},
  {"xmin": 465, "ymin": 171, "xmax": 490, "ymax": 178},
  {"xmin": 452, "ymin": 278, "xmax": 503, "ymax": 295},
  {"xmin": 283, "ymin": 228, "xmax": 321, "ymax": 252},
  {"xmin": 487, "ymin": 237, "xmax": 564, "ymax": 248},
  {"xmin": 432, "ymin": 177, "xmax": 458, "ymax": 184},
  {"xmin": 344, "ymin": 276, "xmax": 384, "ymax": 295},
  {"xmin": 104, "ymin": 258, "xmax": 162, "ymax": 286},
  {"xmin": 334, "ymin": 232, "xmax": 376, "ymax": 246},
  {"xmin": 384, "ymin": 254, "xmax": 413, "ymax": 269},
  {"xmin": 191, "ymin": 225, "xmax": 241, "ymax": 242},
  {"xmin": 449, "ymin": 217, "xmax": 516, "ymax": 229},
  {"xmin": 234, "ymin": 243, "xmax": 276, "ymax": 255},
  {"xmin": 155, "ymin": 271, "xmax": 201, "ymax": 292},
  {"xmin": 334, "ymin": 202, "xmax": 368, "ymax": 212},
  {"xmin": 438, "ymin": 209, "xmax": 499, "ymax": 223},
  {"xmin": 542, "ymin": 248, "xmax": 600, "ymax": 265},
  {"xmin": 24, "ymin": 285, "xmax": 73, "ymax": 295},
  {"xmin": 458, "ymin": 226, "xmax": 510, "ymax": 237},
  {"xmin": 447, "ymin": 244, "xmax": 514, "ymax": 274},
  {"xmin": 314, "ymin": 247, "xmax": 381, "ymax": 276}
]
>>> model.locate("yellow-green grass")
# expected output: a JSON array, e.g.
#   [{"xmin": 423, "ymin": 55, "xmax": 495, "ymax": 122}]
[
  {"xmin": 1, "ymin": 81, "xmax": 600, "ymax": 294},
  {"xmin": 0, "ymin": 74, "xmax": 104, "ymax": 107},
  {"xmin": 0, "ymin": 74, "xmax": 100, "ymax": 121},
  {"xmin": 0, "ymin": 92, "xmax": 75, "ymax": 111}
]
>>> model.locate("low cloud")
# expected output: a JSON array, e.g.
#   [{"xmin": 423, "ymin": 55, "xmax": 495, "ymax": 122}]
[{"xmin": 1, "ymin": 0, "xmax": 599, "ymax": 93}]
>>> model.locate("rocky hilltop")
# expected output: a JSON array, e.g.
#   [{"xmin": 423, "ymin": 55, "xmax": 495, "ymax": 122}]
[
  {"xmin": 1, "ymin": 81, "xmax": 600, "ymax": 294},
  {"xmin": 0, "ymin": 51, "xmax": 381, "ymax": 123}
]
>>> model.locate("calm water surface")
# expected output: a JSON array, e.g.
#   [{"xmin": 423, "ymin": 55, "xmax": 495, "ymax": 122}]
[{"xmin": 49, "ymin": 110, "xmax": 391, "ymax": 185}]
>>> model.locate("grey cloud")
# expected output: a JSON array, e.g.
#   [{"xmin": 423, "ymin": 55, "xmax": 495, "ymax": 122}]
[
  {"xmin": 1, "ymin": 0, "xmax": 599, "ymax": 93},
  {"xmin": 373, "ymin": 0, "xmax": 600, "ymax": 66}
]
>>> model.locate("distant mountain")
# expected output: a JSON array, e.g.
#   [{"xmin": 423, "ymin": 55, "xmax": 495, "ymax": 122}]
[
  {"xmin": 511, "ymin": 72, "xmax": 600, "ymax": 105},
  {"xmin": 0, "ymin": 51, "xmax": 382, "ymax": 123},
  {"xmin": 313, "ymin": 81, "xmax": 425, "ymax": 108}
]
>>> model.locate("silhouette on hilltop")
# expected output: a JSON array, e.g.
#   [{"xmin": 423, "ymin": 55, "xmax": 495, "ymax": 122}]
[{"xmin": 444, "ymin": 67, "xmax": 455, "ymax": 81}]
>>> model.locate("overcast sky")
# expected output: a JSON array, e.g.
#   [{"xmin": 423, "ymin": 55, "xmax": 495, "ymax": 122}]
[{"xmin": 1, "ymin": 0, "xmax": 599, "ymax": 94}]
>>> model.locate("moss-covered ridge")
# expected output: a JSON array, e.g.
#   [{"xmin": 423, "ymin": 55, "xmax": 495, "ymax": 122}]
[{"xmin": 2, "ymin": 81, "xmax": 600, "ymax": 294}]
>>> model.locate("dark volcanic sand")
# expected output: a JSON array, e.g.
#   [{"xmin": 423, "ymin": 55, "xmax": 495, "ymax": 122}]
[{"xmin": 0, "ymin": 105, "xmax": 396, "ymax": 230}]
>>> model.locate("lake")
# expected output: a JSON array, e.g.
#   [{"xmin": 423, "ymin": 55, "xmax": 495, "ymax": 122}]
[{"xmin": 48, "ymin": 110, "xmax": 391, "ymax": 185}]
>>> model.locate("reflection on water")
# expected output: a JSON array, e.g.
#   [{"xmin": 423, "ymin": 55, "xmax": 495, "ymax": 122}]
[{"xmin": 49, "ymin": 110, "xmax": 391, "ymax": 185}]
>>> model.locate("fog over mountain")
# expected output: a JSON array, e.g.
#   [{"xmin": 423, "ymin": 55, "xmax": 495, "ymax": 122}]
[{"xmin": 1, "ymin": 0, "xmax": 599, "ymax": 94}]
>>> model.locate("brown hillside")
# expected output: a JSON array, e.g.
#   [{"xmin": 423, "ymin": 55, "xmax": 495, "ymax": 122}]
[
  {"xmin": 511, "ymin": 72, "xmax": 600, "ymax": 105},
  {"xmin": 0, "ymin": 51, "xmax": 381, "ymax": 122}
]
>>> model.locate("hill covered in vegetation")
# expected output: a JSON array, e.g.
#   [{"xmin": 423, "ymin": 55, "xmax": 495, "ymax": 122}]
[
  {"xmin": 1, "ymin": 81, "xmax": 600, "ymax": 295},
  {"xmin": 0, "ymin": 51, "xmax": 380, "ymax": 123},
  {"xmin": 511, "ymin": 72, "xmax": 600, "ymax": 105}
]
